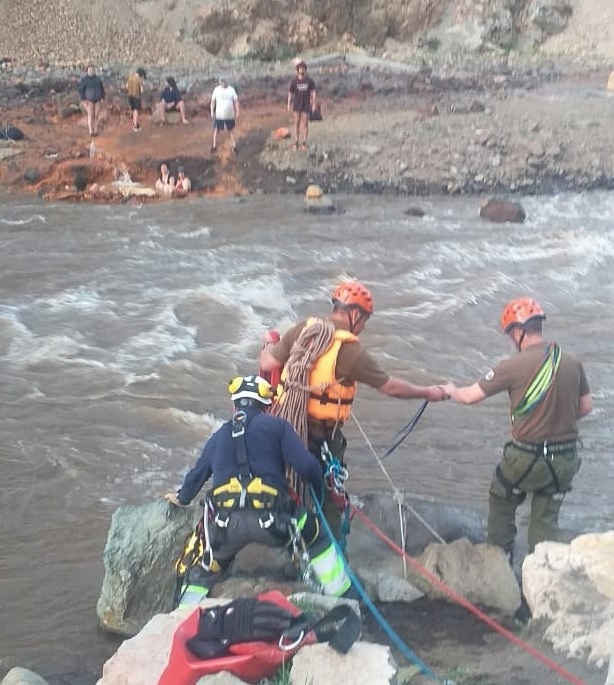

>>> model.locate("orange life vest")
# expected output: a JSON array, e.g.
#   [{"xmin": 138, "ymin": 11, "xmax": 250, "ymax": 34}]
[{"xmin": 280, "ymin": 317, "xmax": 357, "ymax": 423}]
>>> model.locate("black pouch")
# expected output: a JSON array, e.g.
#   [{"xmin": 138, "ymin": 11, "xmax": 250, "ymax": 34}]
[
  {"xmin": 185, "ymin": 599, "xmax": 296, "ymax": 659},
  {"xmin": 185, "ymin": 597, "xmax": 361, "ymax": 660}
]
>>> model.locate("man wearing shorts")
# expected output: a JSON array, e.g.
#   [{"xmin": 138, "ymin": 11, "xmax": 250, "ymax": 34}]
[
  {"xmin": 126, "ymin": 67, "xmax": 146, "ymax": 132},
  {"xmin": 210, "ymin": 75, "xmax": 239, "ymax": 153},
  {"xmin": 287, "ymin": 60, "xmax": 316, "ymax": 151}
]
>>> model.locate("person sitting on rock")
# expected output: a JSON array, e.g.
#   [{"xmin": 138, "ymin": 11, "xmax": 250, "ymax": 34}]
[
  {"xmin": 165, "ymin": 374, "xmax": 354, "ymax": 607},
  {"xmin": 156, "ymin": 77, "xmax": 188, "ymax": 125},
  {"xmin": 155, "ymin": 163, "xmax": 174, "ymax": 196},
  {"xmin": 173, "ymin": 166, "xmax": 191, "ymax": 197}
]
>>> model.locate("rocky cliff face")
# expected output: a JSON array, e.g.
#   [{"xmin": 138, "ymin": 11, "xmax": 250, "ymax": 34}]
[
  {"xmin": 0, "ymin": 0, "xmax": 611, "ymax": 67},
  {"xmin": 147, "ymin": 0, "xmax": 576, "ymax": 61}
]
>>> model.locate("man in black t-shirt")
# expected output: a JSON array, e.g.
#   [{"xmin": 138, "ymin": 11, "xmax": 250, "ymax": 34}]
[{"xmin": 287, "ymin": 60, "xmax": 317, "ymax": 151}]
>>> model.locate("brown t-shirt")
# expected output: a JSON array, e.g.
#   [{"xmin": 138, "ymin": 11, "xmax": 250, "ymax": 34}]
[
  {"xmin": 477, "ymin": 341, "xmax": 590, "ymax": 442},
  {"xmin": 126, "ymin": 73, "xmax": 142, "ymax": 98},
  {"xmin": 270, "ymin": 319, "xmax": 390, "ymax": 390}
]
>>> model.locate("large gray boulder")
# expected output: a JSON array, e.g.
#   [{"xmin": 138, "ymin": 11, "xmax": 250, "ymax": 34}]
[
  {"xmin": 96, "ymin": 500, "xmax": 197, "ymax": 636},
  {"xmin": 416, "ymin": 537, "xmax": 521, "ymax": 616}
]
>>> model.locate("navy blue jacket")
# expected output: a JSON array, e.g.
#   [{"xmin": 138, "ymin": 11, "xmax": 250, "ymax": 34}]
[
  {"xmin": 78, "ymin": 75, "xmax": 105, "ymax": 102},
  {"xmin": 177, "ymin": 410, "xmax": 323, "ymax": 505}
]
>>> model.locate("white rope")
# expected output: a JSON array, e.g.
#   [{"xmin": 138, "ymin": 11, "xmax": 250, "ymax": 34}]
[{"xmin": 350, "ymin": 410, "xmax": 446, "ymax": 577}]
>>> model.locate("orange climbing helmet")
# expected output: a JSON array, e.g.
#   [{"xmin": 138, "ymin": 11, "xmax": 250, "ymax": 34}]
[
  {"xmin": 331, "ymin": 281, "xmax": 374, "ymax": 316},
  {"xmin": 501, "ymin": 297, "xmax": 545, "ymax": 333}
]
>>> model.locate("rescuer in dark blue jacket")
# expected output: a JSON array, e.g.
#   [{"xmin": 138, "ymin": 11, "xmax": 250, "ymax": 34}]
[{"xmin": 166, "ymin": 375, "xmax": 353, "ymax": 606}]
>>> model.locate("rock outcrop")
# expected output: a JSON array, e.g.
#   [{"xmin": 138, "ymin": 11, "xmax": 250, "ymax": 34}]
[
  {"xmin": 480, "ymin": 198, "xmax": 527, "ymax": 223},
  {"xmin": 96, "ymin": 500, "xmax": 198, "ymax": 636},
  {"xmin": 522, "ymin": 531, "xmax": 614, "ymax": 668},
  {"xmin": 416, "ymin": 537, "xmax": 522, "ymax": 616}
]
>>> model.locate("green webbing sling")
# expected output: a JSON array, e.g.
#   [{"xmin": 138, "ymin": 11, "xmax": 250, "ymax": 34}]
[{"xmin": 512, "ymin": 343, "xmax": 561, "ymax": 421}]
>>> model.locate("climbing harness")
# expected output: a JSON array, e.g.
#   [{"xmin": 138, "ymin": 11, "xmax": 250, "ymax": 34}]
[
  {"xmin": 173, "ymin": 409, "xmax": 292, "ymax": 607},
  {"xmin": 496, "ymin": 438, "xmax": 578, "ymax": 498},
  {"xmin": 319, "ymin": 440, "xmax": 351, "ymax": 550},
  {"xmin": 287, "ymin": 514, "xmax": 322, "ymax": 593},
  {"xmin": 321, "ymin": 440, "xmax": 349, "ymax": 503}
]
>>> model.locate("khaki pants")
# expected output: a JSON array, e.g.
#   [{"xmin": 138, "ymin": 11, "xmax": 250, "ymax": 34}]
[{"xmin": 487, "ymin": 442, "xmax": 581, "ymax": 553}]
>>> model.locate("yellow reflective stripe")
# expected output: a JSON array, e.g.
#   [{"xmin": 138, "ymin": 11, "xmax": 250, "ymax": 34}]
[
  {"xmin": 175, "ymin": 532, "xmax": 203, "ymax": 574},
  {"xmin": 513, "ymin": 344, "xmax": 561, "ymax": 419},
  {"xmin": 310, "ymin": 545, "xmax": 351, "ymax": 595},
  {"xmin": 178, "ymin": 585, "xmax": 209, "ymax": 607}
]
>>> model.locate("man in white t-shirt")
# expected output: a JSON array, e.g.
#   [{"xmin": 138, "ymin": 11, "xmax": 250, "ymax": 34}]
[{"xmin": 210, "ymin": 76, "xmax": 239, "ymax": 154}]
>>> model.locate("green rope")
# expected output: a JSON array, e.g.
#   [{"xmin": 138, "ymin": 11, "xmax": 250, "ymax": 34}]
[{"xmin": 512, "ymin": 343, "xmax": 561, "ymax": 421}]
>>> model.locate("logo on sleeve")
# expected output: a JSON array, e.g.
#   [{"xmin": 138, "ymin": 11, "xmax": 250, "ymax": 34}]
[{"xmin": 483, "ymin": 369, "xmax": 494, "ymax": 381}]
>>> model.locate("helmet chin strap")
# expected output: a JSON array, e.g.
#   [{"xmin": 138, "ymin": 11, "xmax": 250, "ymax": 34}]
[
  {"xmin": 512, "ymin": 328, "xmax": 526, "ymax": 353},
  {"xmin": 347, "ymin": 308, "xmax": 367, "ymax": 334}
]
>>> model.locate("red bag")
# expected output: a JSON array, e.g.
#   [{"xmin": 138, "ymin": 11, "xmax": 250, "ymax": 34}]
[{"xmin": 157, "ymin": 590, "xmax": 316, "ymax": 685}]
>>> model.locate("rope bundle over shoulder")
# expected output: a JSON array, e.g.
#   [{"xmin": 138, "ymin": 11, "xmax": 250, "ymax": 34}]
[{"xmin": 275, "ymin": 318, "xmax": 336, "ymax": 445}]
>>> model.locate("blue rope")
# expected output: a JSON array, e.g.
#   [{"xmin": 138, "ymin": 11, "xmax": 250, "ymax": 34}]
[{"xmin": 309, "ymin": 485, "xmax": 441, "ymax": 682}]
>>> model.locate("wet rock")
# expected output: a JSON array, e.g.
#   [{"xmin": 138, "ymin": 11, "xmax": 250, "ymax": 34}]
[
  {"xmin": 480, "ymin": 198, "xmax": 526, "ymax": 223},
  {"xmin": 96, "ymin": 500, "xmax": 197, "ymax": 636},
  {"xmin": 303, "ymin": 194, "xmax": 338, "ymax": 214},
  {"xmin": 404, "ymin": 206, "xmax": 425, "ymax": 217},
  {"xmin": 0, "ymin": 667, "xmax": 50, "ymax": 685},
  {"xmin": 305, "ymin": 184, "xmax": 323, "ymax": 199},
  {"xmin": 74, "ymin": 168, "xmax": 87, "ymax": 192},
  {"xmin": 23, "ymin": 167, "xmax": 42, "ymax": 183}
]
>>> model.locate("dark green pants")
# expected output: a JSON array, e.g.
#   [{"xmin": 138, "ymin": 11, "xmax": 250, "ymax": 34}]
[{"xmin": 487, "ymin": 442, "xmax": 581, "ymax": 553}]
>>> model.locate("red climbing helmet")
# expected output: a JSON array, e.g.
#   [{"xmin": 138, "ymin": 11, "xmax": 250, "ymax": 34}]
[
  {"xmin": 500, "ymin": 297, "xmax": 545, "ymax": 333},
  {"xmin": 331, "ymin": 281, "xmax": 374, "ymax": 316}
]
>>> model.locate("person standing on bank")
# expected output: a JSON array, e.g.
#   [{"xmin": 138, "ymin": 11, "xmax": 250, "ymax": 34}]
[
  {"xmin": 442, "ymin": 297, "xmax": 592, "ymax": 559},
  {"xmin": 78, "ymin": 65, "xmax": 105, "ymax": 137},
  {"xmin": 287, "ymin": 60, "xmax": 316, "ymax": 151},
  {"xmin": 126, "ymin": 67, "xmax": 146, "ymax": 132},
  {"xmin": 210, "ymin": 75, "xmax": 239, "ymax": 154},
  {"xmin": 165, "ymin": 375, "xmax": 353, "ymax": 606},
  {"xmin": 259, "ymin": 281, "xmax": 449, "ymax": 540}
]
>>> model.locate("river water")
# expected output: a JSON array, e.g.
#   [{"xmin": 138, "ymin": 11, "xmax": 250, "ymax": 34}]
[{"xmin": 0, "ymin": 192, "xmax": 612, "ymax": 680}]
